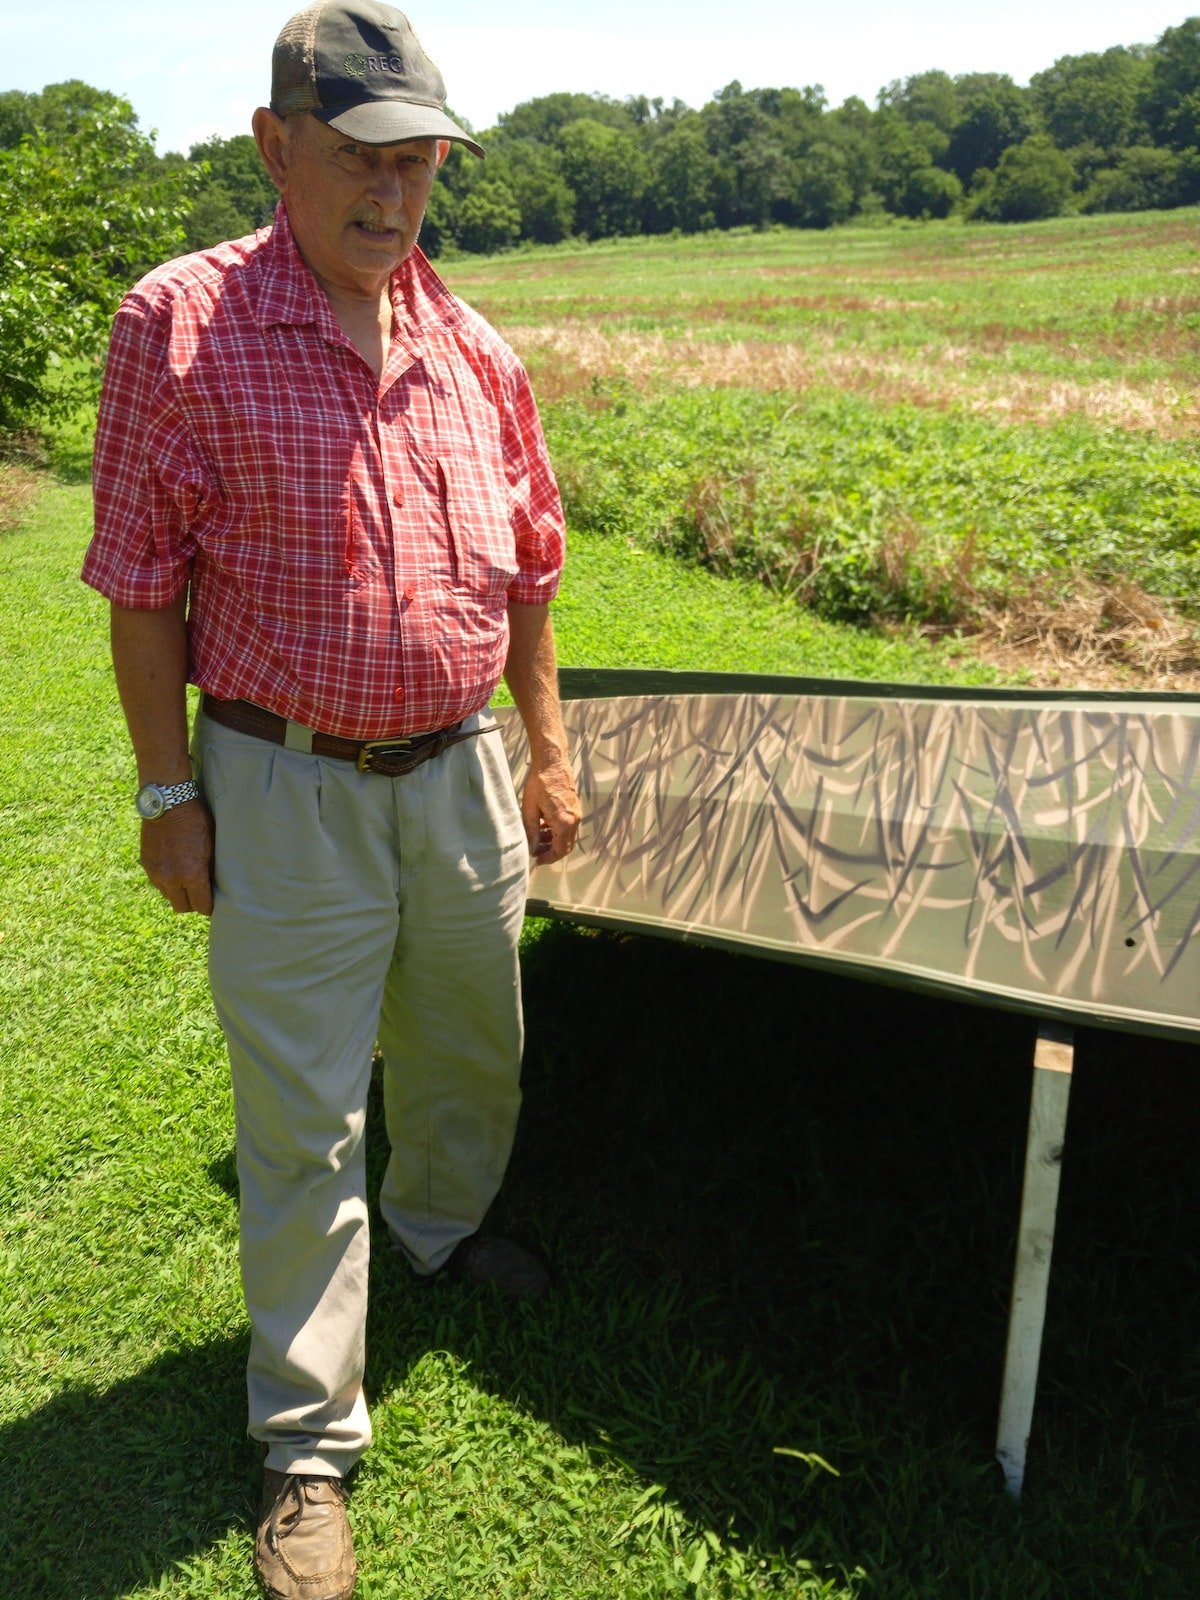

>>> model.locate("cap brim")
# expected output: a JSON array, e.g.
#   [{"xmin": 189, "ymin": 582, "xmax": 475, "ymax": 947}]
[{"xmin": 321, "ymin": 102, "xmax": 484, "ymax": 158}]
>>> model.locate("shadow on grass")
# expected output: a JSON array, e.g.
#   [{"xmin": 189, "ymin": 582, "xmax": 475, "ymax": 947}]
[
  {"xmin": 364, "ymin": 924, "xmax": 1200, "ymax": 1599},
  {"xmin": 6, "ymin": 923, "xmax": 1198, "ymax": 1599},
  {"xmin": 48, "ymin": 444, "xmax": 96, "ymax": 486},
  {"xmin": 4, "ymin": 1335, "xmax": 254, "ymax": 1600}
]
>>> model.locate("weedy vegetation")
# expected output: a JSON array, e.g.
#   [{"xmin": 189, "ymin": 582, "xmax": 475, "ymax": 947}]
[
  {"xmin": 543, "ymin": 385, "xmax": 1200, "ymax": 627},
  {"xmin": 448, "ymin": 209, "xmax": 1200, "ymax": 687}
]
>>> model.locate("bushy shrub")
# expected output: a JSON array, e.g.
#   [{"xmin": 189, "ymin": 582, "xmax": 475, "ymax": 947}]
[
  {"xmin": 969, "ymin": 136, "xmax": 1075, "ymax": 222},
  {"xmin": 1081, "ymin": 146, "xmax": 1185, "ymax": 212},
  {"xmin": 0, "ymin": 105, "xmax": 195, "ymax": 428},
  {"xmin": 544, "ymin": 386, "xmax": 1200, "ymax": 628}
]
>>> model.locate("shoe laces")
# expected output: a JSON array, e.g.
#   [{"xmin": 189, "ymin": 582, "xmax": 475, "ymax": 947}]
[{"xmin": 266, "ymin": 1473, "xmax": 346, "ymax": 1554}]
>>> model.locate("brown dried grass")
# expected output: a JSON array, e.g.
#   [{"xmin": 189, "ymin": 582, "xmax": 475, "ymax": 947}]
[
  {"xmin": 967, "ymin": 577, "xmax": 1200, "ymax": 692},
  {"xmin": 1113, "ymin": 294, "xmax": 1200, "ymax": 315},
  {"xmin": 0, "ymin": 462, "xmax": 41, "ymax": 534},
  {"xmin": 510, "ymin": 323, "xmax": 1200, "ymax": 434}
]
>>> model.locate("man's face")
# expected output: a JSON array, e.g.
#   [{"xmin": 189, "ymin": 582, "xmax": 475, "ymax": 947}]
[{"xmin": 257, "ymin": 111, "xmax": 441, "ymax": 299}]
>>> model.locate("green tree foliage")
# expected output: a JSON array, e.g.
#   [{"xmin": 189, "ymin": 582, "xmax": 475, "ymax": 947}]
[
  {"xmin": 702, "ymin": 82, "xmax": 790, "ymax": 228},
  {"xmin": 764, "ymin": 84, "xmax": 828, "ymax": 159},
  {"xmin": 491, "ymin": 141, "xmax": 575, "ymax": 244},
  {"xmin": 454, "ymin": 177, "xmax": 522, "ymax": 254},
  {"xmin": 970, "ymin": 134, "xmax": 1075, "ymax": 222},
  {"xmin": 873, "ymin": 112, "xmax": 961, "ymax": 218},
  {"xmin": 1141, "ymin": 17, "xmax": 1200, "ymax": 152},
  {"xmin": 559, "ymin": 118, "xmax": 649, "ymax": 238},
  {"xmin": 905, "ymin": 163, "xmax": 963, "ymax": 219},
  {"xmin": 793, "ymin": 142, "xmax": 855, "ymax": 228},
  {"xmin": 185, "ymin": 133, "xmax": 277, "ymax": 248},
  {"xmin": 497, "ymin": 91, "xmax": 635, "ymax": 145},
  {"xmin": 1064, "ymin": 140, "xmax": 1115, "ymax": 194},
  {"xmin": 1030, "ymin": 47, "xmax": 1150, "ymax": 153},
  {"xmin": 0, "ymin": 90, "xmax": 36, "ymax": 148},
  {"xmin": 822, "ymin": 97, "xmax": 879, "ymax": 211},
  {"xmin": 878, "ymin": 70, "xmax": 960, "ymax": 135},
  {"xmin": 182, "ymin": 183, "xmax": 254, "ymax": 253},
  {"xmin": 418, "ymin": 176, "xmax": 458, "ymax": 258},
  {"xmin": 645, "ymin": 114, "xmax": 718, "ymax": 232},
  {"xmin": 0, "ymin": 85, "xmax": 196, "ymax": 428},
  {"xmin": 27, "ymin": 79, "xmax": 138, "ymax": 140},
  {"xmin": 1081, "ymin": 144, "xmax": 1189, "ymax": 212},
  {"xmin": 729, "ymin": 133, "xmax": 795, "ymax": 228},
  {"xmin": 945, "ymin": 74, "xmax": 1035, "ymax": 185}
]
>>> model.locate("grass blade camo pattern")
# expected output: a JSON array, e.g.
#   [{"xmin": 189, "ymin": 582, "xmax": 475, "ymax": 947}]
[{"xmin": 501, "ymin": 684, "xmax": 1200, "ymax": 1040}]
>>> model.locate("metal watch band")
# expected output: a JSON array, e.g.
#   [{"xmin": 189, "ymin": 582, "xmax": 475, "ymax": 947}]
[
  {"xmin": 136, "ymin": 779, "xmax": 201, "ymax": 819},
  {"xmin": 158, "ymin": 779, "xmax": 201, "ymax": 810}
]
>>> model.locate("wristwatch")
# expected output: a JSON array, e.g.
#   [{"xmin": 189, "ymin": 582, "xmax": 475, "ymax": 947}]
[{"xmin": 135, "ymin": 779, "xmax": 201, "ymax": 820}]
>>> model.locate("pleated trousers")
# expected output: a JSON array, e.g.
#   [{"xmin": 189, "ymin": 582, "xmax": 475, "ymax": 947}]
[{"xmin": 194, "ymin": 709, "xmax": 528, "ymax": 1477}]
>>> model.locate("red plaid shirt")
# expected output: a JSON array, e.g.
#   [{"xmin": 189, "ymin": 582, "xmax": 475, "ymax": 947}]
[{"xmin": 84, "ymin": 205, "xmax": 564, "ymax": 739}]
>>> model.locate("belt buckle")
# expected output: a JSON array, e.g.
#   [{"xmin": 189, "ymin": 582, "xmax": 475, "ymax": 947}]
[{"xmin": 356, "ymin": 736, "xmax": 414, "ymax": 774}]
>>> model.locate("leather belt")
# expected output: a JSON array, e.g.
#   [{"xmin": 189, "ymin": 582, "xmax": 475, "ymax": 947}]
[{"xmin": 200, "ymin": 695, "xmax": 495, "ymax": 777}]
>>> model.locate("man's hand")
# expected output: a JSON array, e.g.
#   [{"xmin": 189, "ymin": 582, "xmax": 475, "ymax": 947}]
[
  {"xmin": 521, "ymin": 755, "xmax": 581, "ymax": 866},
  {"xmin": 140, "ymin": 798, "xmax": 215, "ymax": 915}
]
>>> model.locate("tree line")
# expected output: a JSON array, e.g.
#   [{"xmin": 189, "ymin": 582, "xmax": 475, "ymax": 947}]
[
  {"xmin": 424, "ymin": 17, "xmax": 1200, "ymax": 251},
  {"xmin": 1, "ymin": 19, "xmax": 1197, "ymax": 427}
]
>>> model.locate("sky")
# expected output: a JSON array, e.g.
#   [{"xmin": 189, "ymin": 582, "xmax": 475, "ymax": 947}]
[{"xmin": 1, "ymin": 1, "xmax": 1191, "ymax": 156}]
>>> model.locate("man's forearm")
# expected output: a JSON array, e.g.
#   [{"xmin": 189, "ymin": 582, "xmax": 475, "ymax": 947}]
[
  {"xmin": 503, "ymin": 602, "xmax": 569, "ymax": 763},
  {"xmin": 503, "ymin": 602, "xmax": 580, "ymax": 863},
  {"xmin": 110, "ymin": 595, "xmax": 214, "ymax": 916},
  {"xmin": 110, "ymin": 596, "xmax": 193, "ymax": 782}
]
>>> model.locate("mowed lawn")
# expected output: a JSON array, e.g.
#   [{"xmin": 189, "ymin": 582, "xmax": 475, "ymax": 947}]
[{"xmin": 4, "ymin": 205, "xmax": 1200, "ymax": 1600}]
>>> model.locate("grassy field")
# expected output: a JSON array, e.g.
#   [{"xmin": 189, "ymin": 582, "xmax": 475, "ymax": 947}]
[
  {"xmin": 444, "ymin": 210, "xmax": 1200, "ymax": 682},
  {"xmin": 4, "ymin": 211, "xmax": 1200, "ymax": 1599},
  {"xmin": 447, "ymin": 211, "xmax": 1200, "ymax": 426}
]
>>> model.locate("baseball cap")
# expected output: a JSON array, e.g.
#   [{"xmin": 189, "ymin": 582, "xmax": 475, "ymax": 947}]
[{"xmin": 270, "ymin": 1, "xmax": 485, "ymax": 157}]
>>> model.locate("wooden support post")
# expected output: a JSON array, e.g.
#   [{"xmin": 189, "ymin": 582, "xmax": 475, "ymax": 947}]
[{"xmin": 995, "ymin": 1022, "xmax": 1075, "ymax": 1499}]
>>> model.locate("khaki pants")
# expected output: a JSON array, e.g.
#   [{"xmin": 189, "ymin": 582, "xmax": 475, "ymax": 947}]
[{"xmin": 194, "ymin": 710, "xmax": 528, "ymax": 1477}]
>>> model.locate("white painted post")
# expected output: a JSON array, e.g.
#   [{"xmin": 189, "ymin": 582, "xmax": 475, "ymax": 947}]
[{"xmin": 995, "ymin": 1022, "xmax": 1075, "ymax": 1499}]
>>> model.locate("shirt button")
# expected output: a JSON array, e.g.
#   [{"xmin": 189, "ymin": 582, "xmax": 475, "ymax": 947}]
[
  {"xmin": 392, "ymin": 686, "xmax": 405, "ymax": 703},
  {"xmin": 392, "ymin": 489, "xmax": 404, "ymax": 507},
  {"xmin": 402, "ymin": 582, "xmax": 416, "ymax": 603}
]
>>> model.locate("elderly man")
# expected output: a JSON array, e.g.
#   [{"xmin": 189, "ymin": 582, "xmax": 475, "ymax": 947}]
[{"xmin": 82, "ymin": 5, "xmax": 580, "ymax": 1596}]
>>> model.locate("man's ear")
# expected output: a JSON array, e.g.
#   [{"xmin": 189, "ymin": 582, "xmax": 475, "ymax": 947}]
[
  {"xmin": 252, "ymin": 106, "xmax": 290, "ymax": 191},
  {"xmin": 436, "ymin": 139, "xmax": 450, "ymax": 169}
]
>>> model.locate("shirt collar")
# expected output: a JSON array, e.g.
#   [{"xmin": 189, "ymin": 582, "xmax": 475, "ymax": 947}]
[
  {"xmin": 255, "ymin": 201, "xmax": 465, "ymax": 342},
  {"xmin": 254, "ymin": 204, "xmax": 331, "ymax": 334},
  {"xmin": 393, "ymin": 245, "xmax": 467, "ymax": 339}
]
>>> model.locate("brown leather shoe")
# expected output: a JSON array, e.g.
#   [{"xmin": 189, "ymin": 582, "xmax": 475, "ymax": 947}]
[
  {"xmin": 254, "ymin": 1469, "xmax": 356, "ymax": 1600},
  {"xmin": 446, "ymin": 1232, "xmax": 553, "ymax": 1299}
]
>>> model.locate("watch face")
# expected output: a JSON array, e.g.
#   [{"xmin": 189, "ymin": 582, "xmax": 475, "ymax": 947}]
[{"xmin": 135, "ymin": 784, "xmax": 165, "ymax": 820}]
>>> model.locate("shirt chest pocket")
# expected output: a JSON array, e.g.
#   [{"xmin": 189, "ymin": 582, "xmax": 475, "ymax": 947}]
[
  {"xmin": 433, "ymin": 449, "xmax": 519, "ymax": 606},
  {"xmin": 219, "ymin": 405, "xmax": 384, "ymax": 583}
]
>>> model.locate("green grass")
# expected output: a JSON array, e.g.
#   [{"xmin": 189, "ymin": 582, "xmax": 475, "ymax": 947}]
[
  {"xmin": 4, "ymin": 481, "xmax": 1200, "ymax": 1600},
  {"xmin": 435, "ymin": 212, "xmax": 1200, "ymax": 638},
  {"xmin": 445, "ymin": 210, "xmax": 1200, "ymax": 397}
]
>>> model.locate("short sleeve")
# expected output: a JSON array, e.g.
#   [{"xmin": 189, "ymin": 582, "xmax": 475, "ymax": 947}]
[
  {"xmin": 500, "ymin": 360, "xmax": 565, "ymax": 608},
  {"xmin": 83, "ymin": 292, "xmax": 217, "ymax": 608}
]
